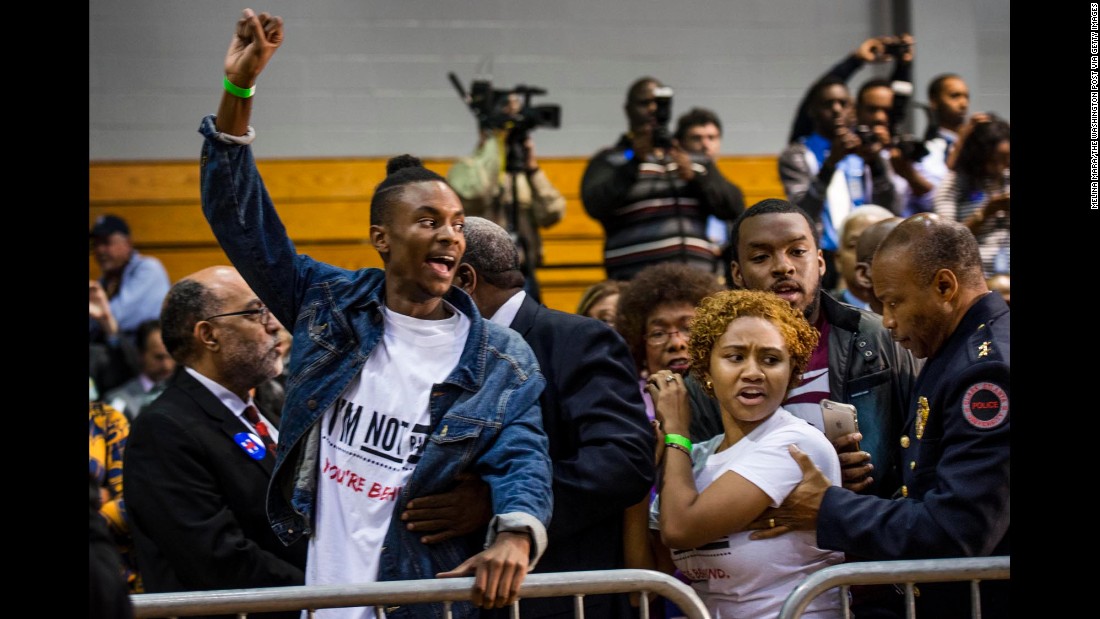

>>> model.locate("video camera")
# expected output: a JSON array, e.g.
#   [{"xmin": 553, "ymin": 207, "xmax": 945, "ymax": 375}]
[
  {"xmin": 447, "ymin": 70, "xmax": 563, "ymax": 265},
  {"xmin": 887, "ymin": 73, "xmax": 929, "ymax": 162},
  {"xmin": 651, "ymin": 86, "xmax": 674, "ymax": 150},
  {"xmin": 891, "ymin": 102, "xmax": 931, "ymax": 162},
  {"xmin": 448, "ymin": 72, "xmax": 561, "ymax": 138}
]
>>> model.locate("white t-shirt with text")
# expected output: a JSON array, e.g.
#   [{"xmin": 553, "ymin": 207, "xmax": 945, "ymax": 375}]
[
  {"xmin": 656, "ymin": 408, "xmax": 846, "ymax": 619},
  {"xmin": 305, "ymin": 303, "xmax": 470, "ymax": 619}
]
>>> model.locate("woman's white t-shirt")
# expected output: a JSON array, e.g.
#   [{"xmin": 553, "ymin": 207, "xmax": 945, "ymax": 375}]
[{"xmin": 653, "ymin": 408, "xmax": 846, "ymax": 619}]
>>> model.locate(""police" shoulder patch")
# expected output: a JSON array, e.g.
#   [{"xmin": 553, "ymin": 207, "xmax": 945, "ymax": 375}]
[{"xmin": 961, "ymin": 383, "xmax": 1008, "ymax": 429}]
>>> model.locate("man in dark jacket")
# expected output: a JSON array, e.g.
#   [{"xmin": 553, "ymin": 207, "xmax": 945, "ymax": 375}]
[
  {"xmin": 728, "ymin": 198, "xmax": 921, "ymax": 618},
  {"xmin": 125, "ymin": 266, "xmax": 305, "ymax": 619},
  {"xmin": 728, "ymin": 198, "xmax": 919, "ymax": 500}
]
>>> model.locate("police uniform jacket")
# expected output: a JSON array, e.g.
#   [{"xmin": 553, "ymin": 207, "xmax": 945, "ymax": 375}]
[{"xmin": 817, "ymin": 291, "xmax": 1010, "ymax": 617}]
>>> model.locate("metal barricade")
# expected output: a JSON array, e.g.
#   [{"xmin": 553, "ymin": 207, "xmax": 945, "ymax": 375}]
[
  {"xmin": 130, "ymin": 569, "xmax": 711, "ymax": 619},
  {"xmin": 777, "ymin": 556, "xmax": 1011, "ymax": 619}
]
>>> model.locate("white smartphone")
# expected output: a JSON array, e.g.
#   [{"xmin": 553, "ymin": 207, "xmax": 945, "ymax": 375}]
[{"xmin": 820, "ymin": 399, "xmax": 860, "ymax": 448}]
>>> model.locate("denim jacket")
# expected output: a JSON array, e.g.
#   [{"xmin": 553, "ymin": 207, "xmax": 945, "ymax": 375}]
[{"xmin": 198, "ymin": 116, "xmax": 553, "ymax": 619}]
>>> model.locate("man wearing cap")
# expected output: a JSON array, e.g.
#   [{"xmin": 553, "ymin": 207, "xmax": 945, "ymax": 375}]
[
  {"xmin": 124, "ymin": 266, "xmax": 306, "ymax": 613},
  {"xmin": 89, "ymin": 214, "xmax": 171, "ymax": 344}
]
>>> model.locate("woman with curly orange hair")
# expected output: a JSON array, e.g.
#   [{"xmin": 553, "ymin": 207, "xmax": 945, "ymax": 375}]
[{"xmin": 647, "ymin": 290, "xmax": 845, "ymax": 619}]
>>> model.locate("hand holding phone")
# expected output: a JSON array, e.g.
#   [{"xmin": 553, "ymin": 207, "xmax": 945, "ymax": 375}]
[
  {"xmin": 820, "ymin": 399, "xmax": 860, "ymax": 450},
  {"xmin": 821, "ymin": 399, "xmax": 874, "ymax": 492}
]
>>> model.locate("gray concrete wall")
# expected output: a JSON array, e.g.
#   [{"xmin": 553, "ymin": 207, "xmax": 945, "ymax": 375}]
[
  {"xmin": 89, "ymin": 0, "xmax": 1008, "ymax": 160},
  {"xmin": 910, "ymin": 0, "xmax": 1010, "ymax": 134}
]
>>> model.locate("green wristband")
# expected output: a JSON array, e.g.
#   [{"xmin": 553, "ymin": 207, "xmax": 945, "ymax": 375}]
[
  {"xmin": 223, "ymin": 75, "xmax": 256, "ymax": 99},
  {"xmin": 664, "ymin": 433, "xmax": 692, "ymax": 451}
]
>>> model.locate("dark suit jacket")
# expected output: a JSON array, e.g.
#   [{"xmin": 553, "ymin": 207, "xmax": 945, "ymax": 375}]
[
  {"xmin": 125, "ymin": 368, "xmax": 307, "ymax": 617},
  {"xmin": 495, "ymin": 295, "xmax": 655, "ymax": 619}
]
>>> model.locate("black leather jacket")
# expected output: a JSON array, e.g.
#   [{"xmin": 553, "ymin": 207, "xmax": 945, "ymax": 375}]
[{"xmin": 820, "ymin": 291, "xmax": 921, "ymax": 498}]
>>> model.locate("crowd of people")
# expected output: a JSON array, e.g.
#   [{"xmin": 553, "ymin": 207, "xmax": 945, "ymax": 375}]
[{"xmin": 90, "ymin": 9, "xmax": 1010, "ymax": 619}]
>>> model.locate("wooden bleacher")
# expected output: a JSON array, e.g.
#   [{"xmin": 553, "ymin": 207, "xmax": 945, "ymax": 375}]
[{"xmin": 89, "ymin": 156, "xmax": 784, "ymax": 313}]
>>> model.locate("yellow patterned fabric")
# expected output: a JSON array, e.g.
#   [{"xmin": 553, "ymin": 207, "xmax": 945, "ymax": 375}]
[{"xmin": 89, "ymin": 401, "xmax": 143, "ymax": 593}]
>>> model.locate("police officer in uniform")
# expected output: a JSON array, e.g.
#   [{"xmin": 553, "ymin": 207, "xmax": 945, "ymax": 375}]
[{"xmin": 746, "ymin": 214, "xmax": 1009, "ymax": 618}]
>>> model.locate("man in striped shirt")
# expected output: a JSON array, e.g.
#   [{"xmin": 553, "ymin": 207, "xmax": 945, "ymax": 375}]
[{"xmin": 581, "ymin": 77, "xmax": 745, "ymax": 281}]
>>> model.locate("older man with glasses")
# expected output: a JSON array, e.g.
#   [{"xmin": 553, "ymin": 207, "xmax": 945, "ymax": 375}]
[{"xmin": 123, "ymin": 265, "xmax": 306, "ymax": 614}]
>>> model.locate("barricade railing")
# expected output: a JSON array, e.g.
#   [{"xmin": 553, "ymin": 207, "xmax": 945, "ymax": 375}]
[
  {"xmin": 778, "ymin": 556, "xmax": 1011, "ymax": 619},
  {"xmin": 131, "ymin": 569, "xmax": 711, "ymax": 619}
]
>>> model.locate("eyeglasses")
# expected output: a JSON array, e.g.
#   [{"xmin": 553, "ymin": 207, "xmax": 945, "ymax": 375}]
[
  {"xmin": 646, "ymin": 327, "xmax": 691, "ymax": 347},
  {"xmin": 203, "ymin": 306, "xmax": 271, "ymax": 326}
]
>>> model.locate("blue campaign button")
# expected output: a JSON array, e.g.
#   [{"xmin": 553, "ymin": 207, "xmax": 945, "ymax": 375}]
[{"xmin": 234, "ymin": 431, "xmax": 267, "ymax": 460}]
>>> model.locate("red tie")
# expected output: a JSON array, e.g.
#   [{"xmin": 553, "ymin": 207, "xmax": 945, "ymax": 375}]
[{"xmin": 244, "ymin": 405, "xmax": 277, "ymax": 455}]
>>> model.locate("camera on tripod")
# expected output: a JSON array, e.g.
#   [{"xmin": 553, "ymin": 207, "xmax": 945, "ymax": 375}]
[
  {"xmin": 449, "ymin": 71, "xmax": 562, "ymax": 177},
  {"xmin": 448, "ymin": 72, "xmax": 561, "ymax": 140}
]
